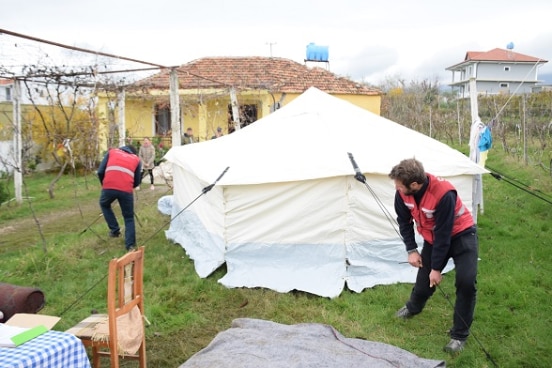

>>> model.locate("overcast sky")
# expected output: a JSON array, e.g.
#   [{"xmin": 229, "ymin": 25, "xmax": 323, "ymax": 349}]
[{"xmin": 2, "ymin": 0, "xmax": 552, "ymax": 86}]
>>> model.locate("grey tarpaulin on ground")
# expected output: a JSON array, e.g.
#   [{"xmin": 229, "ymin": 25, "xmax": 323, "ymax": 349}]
[{"xmin": 180, "ymin": 318, "xmax": 445, "ymax": 368}]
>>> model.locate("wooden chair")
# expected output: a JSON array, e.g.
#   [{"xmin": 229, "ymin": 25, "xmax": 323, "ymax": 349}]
[{"xmin": 67, "ymin": 247, "xmax": 147, "ymax": 368}]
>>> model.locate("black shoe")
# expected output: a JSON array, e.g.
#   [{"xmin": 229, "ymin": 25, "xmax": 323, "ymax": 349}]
[
  {"xmin": 109, "ymin": 231, "xmax": 121, "ymax": 238},
  {"xmin": 127, "ymin": 245, "xmax": 137, "ymax": 252},
  {"xmin": 395, "ymin": 306, "xmax": 415, "ymax": 319}
]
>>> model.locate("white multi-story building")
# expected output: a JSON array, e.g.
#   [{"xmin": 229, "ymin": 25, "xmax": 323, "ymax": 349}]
[{"xmin": 446, "ymin": 48, "xmax": 548, "ymax": 98}]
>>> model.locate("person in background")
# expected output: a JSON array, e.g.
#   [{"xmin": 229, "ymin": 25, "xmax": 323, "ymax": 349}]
[
  {"xmin": 182, "ymin": 127, "xmax": 196, "ymax": 144},
  {"xmin": 139, "ymin": 137, "xmax": 156, "ymax": 190},
  {"xmin": 97, "ymin": 145, "xmax": 142, "ymax": 252},
  {"xmin": 388, "ymin": 158, "xmax": 479, "ymax": 354},
  {"xmin": 211, "ymin": 126, "xmax": 223, "ymax": 139}
]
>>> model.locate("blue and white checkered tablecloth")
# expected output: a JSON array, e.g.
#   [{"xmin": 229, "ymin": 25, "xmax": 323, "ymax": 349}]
[{"xmin": 0, "ymin": 330, "xmax": 91, "ymax": 368}]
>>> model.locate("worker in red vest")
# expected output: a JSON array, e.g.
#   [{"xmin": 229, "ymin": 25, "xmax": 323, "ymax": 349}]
[
  {"xmin": 388, "ymin": 158, "xmax": 478, "ymax": 354},
  {"xmin": 97, "ymin": 145, "xmax": 142, "ymax": 251}
]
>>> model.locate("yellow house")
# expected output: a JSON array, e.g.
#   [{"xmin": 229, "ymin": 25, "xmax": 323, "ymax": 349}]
[
  {"xmin": 102, "ymin": 57, "xmax": 382, "ymax": 149},
  {"xmin": 0, "ymin": 79, "xmax": 14, "ymax": 141}
]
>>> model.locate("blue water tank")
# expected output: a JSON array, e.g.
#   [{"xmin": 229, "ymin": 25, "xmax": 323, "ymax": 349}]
[{"xmin": 306, "ymin": 43, "xmax": 329, "ymax": 62}]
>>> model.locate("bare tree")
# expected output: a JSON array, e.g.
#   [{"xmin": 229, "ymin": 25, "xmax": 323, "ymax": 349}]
[
  {"xmin": 19, "ymin": 63, "xmax": 109, "ymax": 198},
  {"xmin": 378, "ymin": 75, "xmax": 551, "ymax": 171}
]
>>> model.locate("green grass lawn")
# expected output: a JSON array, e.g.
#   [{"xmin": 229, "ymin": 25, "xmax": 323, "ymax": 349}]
[{"xmin": 1, "ymin": 150, "xmax": 551, "ymax": 368}]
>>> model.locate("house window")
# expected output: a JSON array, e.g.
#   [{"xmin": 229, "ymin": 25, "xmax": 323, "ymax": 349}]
[
  {"xmin": 5, "ymin": 87, "xmax": 11, "ymax": 101},
  {"xmin": 504, "ymin": 66, "xmax": 510, "ymax": 72},
  {"xmin": 500, "ymin": 83, "xmax": 509, "ymax": 88},
  {"xmin": 154, "ymin": 103, "xmax": 171, "ymax": 135},
  {"xmin": 227, "ymin": 104, "xmax": 258, "ymax": 129}
]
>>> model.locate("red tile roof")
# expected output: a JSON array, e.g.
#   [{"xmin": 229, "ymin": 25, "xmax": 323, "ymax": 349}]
[
  {"xmin": 133, "ymin": 57, "xmax": 381, "ymax": 95},
  {"xmin": 464, "ymin": 48, "xmax": 547, "ymax": 63}
]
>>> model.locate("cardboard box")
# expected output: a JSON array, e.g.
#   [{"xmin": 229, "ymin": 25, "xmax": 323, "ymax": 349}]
[
  {"xmin": 5, "ymin": 313, "xmax": 60, "ymax": 329},
  {"xmin": 0, "ymin": 314, "xmax": 61, "ymax": 347}
]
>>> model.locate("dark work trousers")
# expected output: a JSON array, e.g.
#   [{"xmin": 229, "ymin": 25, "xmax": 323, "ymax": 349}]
[
  {"xmin": 142, "ymin": 169, "xmax": 154, "ymax": 185},
  {"xmin": 99, "ymin": 189, "xmax": 136, "ymax": 250},
  {"xmin": 406, "ymin": 229, "xmax": 479, "ymax": 341}
]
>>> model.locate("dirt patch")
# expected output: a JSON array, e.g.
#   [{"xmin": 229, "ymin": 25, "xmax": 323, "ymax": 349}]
[
  {"xmin": 0, "ymin": 225, "xmax": 16, "ymax": 235},
  {"xmin": 0, "ymin": 186, "xmax": 170, "ymax": 249},
  {"xmin": 1, "ymin": 202, "xmax": 96, "ymax": 233}
]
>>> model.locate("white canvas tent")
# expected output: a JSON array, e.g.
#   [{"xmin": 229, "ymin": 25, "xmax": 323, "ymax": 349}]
[{"xmin": 163, "ymin": 87, "xmax": 488, "ymax": 298}]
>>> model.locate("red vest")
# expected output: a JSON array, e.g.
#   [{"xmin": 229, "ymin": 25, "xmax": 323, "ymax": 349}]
[
  {"xmin": 399, "ymin": 174, "xmax": 474, "ymax": 244},
  {"xmin": 102, "ymin": 149, "xmax": 140, "ymax": 193}
]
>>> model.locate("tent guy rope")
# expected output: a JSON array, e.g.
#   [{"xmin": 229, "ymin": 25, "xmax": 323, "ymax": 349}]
[{"xmin": 58, "ymin": 167, "xmax": 229, "ymax": 317}]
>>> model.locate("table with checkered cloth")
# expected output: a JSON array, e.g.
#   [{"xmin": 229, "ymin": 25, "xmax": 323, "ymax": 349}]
[{"xmin": 0, "ymin": 330, "xmax": 91, "ymax": 368}]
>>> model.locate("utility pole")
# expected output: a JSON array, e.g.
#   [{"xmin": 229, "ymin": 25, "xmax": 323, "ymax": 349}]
[
  {"xmin": 266, "ymin": 42, "xmax": 277, "ymax": 57},
  {"xmin": 522, "ymin": 94, "xmax": 527, "ymax": 165},
  {"xmin": 170, "ymin": 68, "xmax": 181, "ymax": 147},
  {"xmin": 468, "ymin": 77, "xmax": 483, "ymax": 220},
  {"xmin": 469, "ymin": 77, "xmax": 479, "ymax": 124},
  {"xmin": 230, "ymin": 88, "xmax": 241, "ymax": 131},
  {"xmin": 12, "ymin": 79, "xmax": 22, "ymax": 204},
  {"xmin": 117, "ymin": 89, "xmax": 126, "ymax": 148}
]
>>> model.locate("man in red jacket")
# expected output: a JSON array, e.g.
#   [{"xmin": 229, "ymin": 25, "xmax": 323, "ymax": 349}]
[
  {"xmin": 388, "ymin": 158, "xmax": 479, "ymax": 354},
  {"xmin": 97, "ymin": 145, "xmax": 142, "ymax": 251}
]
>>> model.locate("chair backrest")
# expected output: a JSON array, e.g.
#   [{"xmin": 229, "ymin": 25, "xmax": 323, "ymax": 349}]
[{"xmin": 107, "ymin": 246, "xmax": 146, "ymax": 366}]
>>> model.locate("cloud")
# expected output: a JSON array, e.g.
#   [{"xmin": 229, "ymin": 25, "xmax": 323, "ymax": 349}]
[
  {"xmin": 334, "ymin": 45, "xmax": 399, "ymax": 82},
  {"xmin": 2, "ymin": 0, "xmax": 552, "ymax": 88}
]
